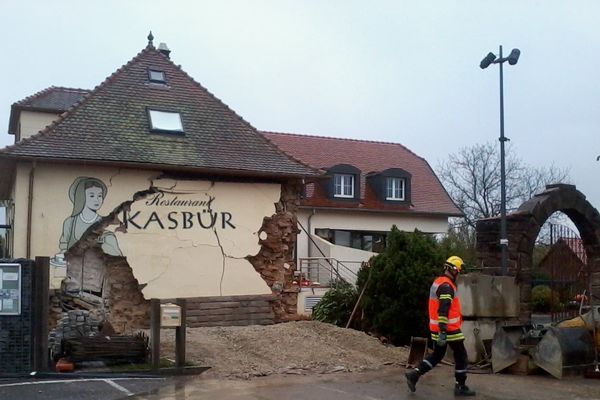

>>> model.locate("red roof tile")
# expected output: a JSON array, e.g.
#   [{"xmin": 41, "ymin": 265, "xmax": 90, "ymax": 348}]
[{"xmin": 261, "ymin": 131, "xmax": 462, "ymax": 216}]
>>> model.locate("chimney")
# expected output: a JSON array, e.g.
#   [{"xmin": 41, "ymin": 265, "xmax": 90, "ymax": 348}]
[{"xmin": 158, "ymin": 42, "xmax": 171, "ymax": 59}]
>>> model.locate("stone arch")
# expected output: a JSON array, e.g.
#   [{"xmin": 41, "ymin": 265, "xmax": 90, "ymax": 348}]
[{"xmin": 476, "ymin": 184, "xmax": 600, "ymax": 320}]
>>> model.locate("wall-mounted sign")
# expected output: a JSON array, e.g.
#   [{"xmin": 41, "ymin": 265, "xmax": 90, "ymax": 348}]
[{"xmin": 0, "ymin": 263, "xmax": 21, "ymax": 315}]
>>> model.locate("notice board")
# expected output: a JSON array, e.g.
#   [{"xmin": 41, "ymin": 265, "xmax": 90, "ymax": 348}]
[{"xmin": 0, "ymin": 263, "xmax": 21, "ymax": 315}]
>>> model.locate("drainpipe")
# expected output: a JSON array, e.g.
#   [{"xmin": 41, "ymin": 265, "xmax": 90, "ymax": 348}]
[
  {"xmin": 26, "ymin": 161, "xmax": 36, "ymax": 259},
  {"xmin": 307, "ymin": 208, "xmax": 316, "ymax": 258}
]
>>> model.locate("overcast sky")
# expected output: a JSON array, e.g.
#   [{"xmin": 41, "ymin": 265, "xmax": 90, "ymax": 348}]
[{"xmin": 1, "ymin": 1, "xmax": 599, "ymax": 229}]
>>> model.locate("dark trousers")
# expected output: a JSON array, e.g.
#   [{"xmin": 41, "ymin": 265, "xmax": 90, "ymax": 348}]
[{"xmin": 416, "ymin": 340, "xmax": 469, "ymax": 385}]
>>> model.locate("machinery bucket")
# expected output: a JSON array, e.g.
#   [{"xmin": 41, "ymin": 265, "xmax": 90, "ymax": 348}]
[
  {"xmin": 406, "ymin": 337, "xmax": 428, "ymax": 368},
  {"xmin": 531, "ymin": 327, "xmax": 595, "ymax": 379},
  {"xmin": 491, "ymin": 325, "xmax": 522, "ymax": 373}
]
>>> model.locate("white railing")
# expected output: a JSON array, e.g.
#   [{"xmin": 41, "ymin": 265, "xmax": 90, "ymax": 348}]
[{"xmin": 297, "ymin": 257, "xmax": 363, "ymax": 287}]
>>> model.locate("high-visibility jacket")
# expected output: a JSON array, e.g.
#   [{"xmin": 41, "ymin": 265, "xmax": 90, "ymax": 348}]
[{"xmin": 428, "ymin": 276, "xmax": 462, "ymax": 338}]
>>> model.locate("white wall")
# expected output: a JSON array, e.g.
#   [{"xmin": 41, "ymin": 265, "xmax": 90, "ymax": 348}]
[
  {"xmin": 18, "ymin": 111, "xmax": 60, "ymax": 141},
  {"xmin": 297, "ymin": 208, "xmax": 449, "ymax": 260},
  {"xmin": 306, "ymin": 235, "xmax": 374, "ymax": 284}
]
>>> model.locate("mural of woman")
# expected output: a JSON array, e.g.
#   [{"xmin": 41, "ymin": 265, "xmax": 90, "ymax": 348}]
[{"xmin": 57, "ymin": 176, "xmax": 122, "ymax": 257}]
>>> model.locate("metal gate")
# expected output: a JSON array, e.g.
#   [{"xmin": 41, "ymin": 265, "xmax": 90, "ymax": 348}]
[{"xmin": 535, "ymin": 224, "xmax": 589, "ymax": 322}]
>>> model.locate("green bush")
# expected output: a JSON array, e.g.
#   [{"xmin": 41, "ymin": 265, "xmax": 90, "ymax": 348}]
[
  {"xmin": 356, "ymin": 227, "xmax": 444, "ymax": 345},
  {"xmin": 531, "ymin": 285, "xmax": 555, "ymax": 312},
  {"xmin": 312, "ymin": 281, "xmax": 358, "ymax": 327}
]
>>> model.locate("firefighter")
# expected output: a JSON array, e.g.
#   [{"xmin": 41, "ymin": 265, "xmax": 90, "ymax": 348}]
[{"xmin": 405, "ymin": 256, "xmax": 476, "ymax": 396}]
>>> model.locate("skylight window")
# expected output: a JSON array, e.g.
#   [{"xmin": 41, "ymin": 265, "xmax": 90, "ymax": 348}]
[
  {"xmin": 148, "ymin": 69, "xmax": 166, "ymax": 83},
  {"xmin": 148, "ymin": 109, "xmax": 183, "ymax": 133}
]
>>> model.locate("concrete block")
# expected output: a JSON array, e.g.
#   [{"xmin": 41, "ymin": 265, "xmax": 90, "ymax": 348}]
[{"xmin": 458, "ymin": 273, "xmax": 520, "ymax": 318}]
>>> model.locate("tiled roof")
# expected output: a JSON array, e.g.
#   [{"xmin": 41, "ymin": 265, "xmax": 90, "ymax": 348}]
[
  {"xmin": 1, "ymin": 45, "xmax": 318, "ymax": 178},
  {"xmin": 15, "ymin": 86, "xmax": 90, "ymax": 111},
  {"xmin": 8, "ymin": 87, "xmax": 91, "ymax": 134},
  {"xmin": 261, "ymin": 131, "xmax": 462, "ymax": 216},
  {"xmin": 557, "ymin": 237, "xmax": 587, "ymax": 264}
]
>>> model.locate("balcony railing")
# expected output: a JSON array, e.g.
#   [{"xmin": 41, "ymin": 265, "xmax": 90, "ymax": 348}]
[{"xmin": 297, "ymin": 257, "xmax": 362, "ymax": 287}]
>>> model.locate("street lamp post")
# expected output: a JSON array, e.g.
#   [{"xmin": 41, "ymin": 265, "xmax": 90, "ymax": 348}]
[{"xmin": 480, "ymin": 45, "xmax": 521, "ymax": 276}]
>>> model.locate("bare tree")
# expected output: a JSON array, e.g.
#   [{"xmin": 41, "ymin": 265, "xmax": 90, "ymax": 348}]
[{"xmin": 437, "ymin": 142, "xmax": 570, "ymax": 229}]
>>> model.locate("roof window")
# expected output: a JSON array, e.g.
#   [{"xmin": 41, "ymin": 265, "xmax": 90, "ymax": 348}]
[
  {"xmin": 148, "ymin": 69, "xmax": 166, "ymax": 83},
  {"xmin": 148, "ymin": 109, "xmax": 183, "ymax": 133}
]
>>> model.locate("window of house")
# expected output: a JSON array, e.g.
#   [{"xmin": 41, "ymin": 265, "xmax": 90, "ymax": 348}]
[
  {"xmin": 328, "ymin": 229, "xmax": 387, "ymax": 253},
  {"xmin": 148, "ymin": 110, "xmax": 183, "ymax": 133},
  {"xmin": 148, "ymin": 69, "xmax": 166, "ymax": 83},
  {"xmin": 334, "ymin": 174, "xmax": 354, "ymax": 198},
  {"xmin": 386, "ymin": 177, "xmax": 405, "ymax": 201}
]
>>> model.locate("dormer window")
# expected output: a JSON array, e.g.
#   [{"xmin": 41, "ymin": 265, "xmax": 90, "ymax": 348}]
[
  {"xmin": 367, "ymin": 168, "xmax": 411, "ymax": 205},
  {"xmin": 386, "ymin": 177, "xmax": 405, "ymax": 201},
  {"xmin": 148, "ymin": 109, "xmax": 183, "ymax": 133},
  {"xmin": 334, "ymin": 174, "xmax": 354, "ymax": 198},
  {"xmin": 148, "ymin": 69, "xmax": 166, "ymax": 84},
  {"xmin": 325, "ymin": 164, "xmax": 360, "ymax": 200}
]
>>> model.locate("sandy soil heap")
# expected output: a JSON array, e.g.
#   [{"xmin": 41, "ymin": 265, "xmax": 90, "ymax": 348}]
[{"xmin": 160, "ymin": 321, "xmax": 408, "ymax": 379}]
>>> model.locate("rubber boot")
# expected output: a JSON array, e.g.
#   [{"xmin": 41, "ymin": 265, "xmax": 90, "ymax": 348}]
[
  {"xmin": 405, "ymin": 369, "xmax": 420, "ymax": 392},
  {"xmin": 454, "ymin": 384, "xmax": 476, "ymax": 396}
]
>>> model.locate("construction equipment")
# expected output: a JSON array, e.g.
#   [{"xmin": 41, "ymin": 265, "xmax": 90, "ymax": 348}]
[
  {"xmin": 531, "ymin": 326, "xmax": 595, "ymax": 379},
  {"xmin": 491, "ymin": 306, "xmax": 600, "ymax": 379},
  {"xmin": 491, "ymin": 323, "xmax": 544, "ymax": 373},
  {"xmin": 406, "ymin": 337, "xmax": 428, "ymax": 368},
  {"xmin": 491, "ymin": 325, "xmax": 523, "ymax": 373}
]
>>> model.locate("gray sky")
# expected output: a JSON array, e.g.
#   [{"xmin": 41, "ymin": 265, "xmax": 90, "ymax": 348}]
[{"xmin": 1, "ymin": 0, "xmax": 599, "ymax": 229}]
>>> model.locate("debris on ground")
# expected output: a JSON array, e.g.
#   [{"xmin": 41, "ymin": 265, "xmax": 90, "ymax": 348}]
[{"xmin": 159, "ymin": 321, "xmax": 408, "ymax": 378}]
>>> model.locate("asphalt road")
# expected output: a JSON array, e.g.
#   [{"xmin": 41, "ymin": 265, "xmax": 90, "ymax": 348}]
[
  {"xmin": 137, "ymin": 366, "xmax": 600, "ymax": 400},
  {"xmin": 0, "ymin": 376, "xmax": 170, "ymax": 399},
  {"xmin": 2, "ymin": 366, "xmax": 599, "ymax": 400}
]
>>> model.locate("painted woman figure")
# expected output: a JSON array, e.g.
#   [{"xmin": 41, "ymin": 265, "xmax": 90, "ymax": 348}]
[{"xmin": 57, "ymin": 176, "xmax": 122, "ymax": 257}]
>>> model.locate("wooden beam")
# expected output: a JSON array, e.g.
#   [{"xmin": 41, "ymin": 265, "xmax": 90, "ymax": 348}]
[{"xmin": 150, "ymin": 298, "xmax": 161, "ymax": 370}]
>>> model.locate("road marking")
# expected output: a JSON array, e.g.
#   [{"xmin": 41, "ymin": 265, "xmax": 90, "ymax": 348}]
[
  {"xmin": 316, "ymin": 385, "xmax": 383, "ymax": 400},
  {"xmin": 0, "ymin": 377, "xmax": 164, "ymax": 388},
  {"xmin": 104, "ymin": 379, "xmax": 134, "ymax": 396}
]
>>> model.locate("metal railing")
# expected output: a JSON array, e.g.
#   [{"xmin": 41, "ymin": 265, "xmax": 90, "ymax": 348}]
[{"xmin": 297, "ymin": 257, "xmax": 362, "ymax": 287}]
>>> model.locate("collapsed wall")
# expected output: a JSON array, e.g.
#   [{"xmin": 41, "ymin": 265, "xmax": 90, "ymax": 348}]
[{"xmin": 52, "ymin": 179, "xmax": 303, "ymax": 333}]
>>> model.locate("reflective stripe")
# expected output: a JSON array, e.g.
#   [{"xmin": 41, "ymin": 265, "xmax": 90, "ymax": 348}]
[
  {"xmin": 446, "ymin": 333, "xmax": 465, "ymax": 341},
  {"xmin": 429, "ymin": 317, "xmax": 460, "ymax": 325},
  {"xmin": 455, "ymin": 369, "xmax": 468, "ymax": 373},
  {"xmin": 423, "ymin": 360, "xmax": 433, "ymax": 368},
  {"xmin": 439, "ymin": 294, "xmax": 453, "ymax": 300},
  {"xmin": 431, "ymin": 332, "xmax": 464, "ymax": 341},
  {"xmin": 429, "ymin": 282, "xmax": 441, "ymax": 299}
]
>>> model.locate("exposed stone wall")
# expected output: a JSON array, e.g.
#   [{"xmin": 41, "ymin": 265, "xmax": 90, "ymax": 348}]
[
  {"xmin": 247, "ymin": 179, "xmax": 303, "ymax": 322},
  {"xmin": 102, "ymin": 258, "xmax": 150, "ymax": 332},
  {"xmin": 58, "ymin": 179, "xmax": 303, "ymax": 330},
  {"xmin": 476, "ymin": 184, "xmax": 600, "ymax": 321}
]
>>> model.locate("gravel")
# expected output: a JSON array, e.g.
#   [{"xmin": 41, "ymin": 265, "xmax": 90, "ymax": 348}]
[{"xmin": 159, "ymin": 321, "xmax": 409, "ymax": 379}]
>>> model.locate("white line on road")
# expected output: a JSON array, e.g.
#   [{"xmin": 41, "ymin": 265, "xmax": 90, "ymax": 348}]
[
  {"xmin": 0, "ymin": 377, "xmax": 164, "ymax": 388},
  {"xmin": 104, "ymin": 379, "xmax": 134, "ymax": 396}
]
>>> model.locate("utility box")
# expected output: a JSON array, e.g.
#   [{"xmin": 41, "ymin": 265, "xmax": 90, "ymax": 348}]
[{"xmin": 160, "ymin": 303, "xmax": 181, "ymax": 327}]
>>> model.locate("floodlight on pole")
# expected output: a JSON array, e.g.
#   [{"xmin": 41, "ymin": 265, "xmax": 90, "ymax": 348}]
[{"xmin": 480, "ymin": 45, "xmax": 521, "ymax": 276}]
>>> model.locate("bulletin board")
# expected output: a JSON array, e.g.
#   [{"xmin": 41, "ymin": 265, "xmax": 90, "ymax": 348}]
[{"xmin": 0, "ymin": 263, "xmax": 21, "ymax": 315}]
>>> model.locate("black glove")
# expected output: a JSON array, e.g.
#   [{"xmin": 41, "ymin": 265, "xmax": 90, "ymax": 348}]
[{"xmin": 437, "ymin": 331, "xmax": 447, "ymax": 347}]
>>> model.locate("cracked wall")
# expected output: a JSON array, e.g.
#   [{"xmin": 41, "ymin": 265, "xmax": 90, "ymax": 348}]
[
  {"xmin": 12, "ymin": 163, "xmax": 303, "ymax": 329},
  {"xmin": 107, "ymin": 177, "xmax": 279, "ymax": 298}
]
